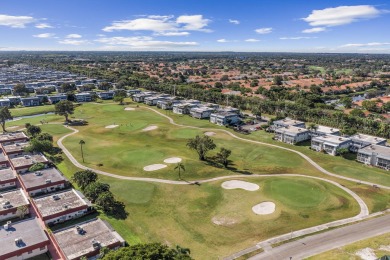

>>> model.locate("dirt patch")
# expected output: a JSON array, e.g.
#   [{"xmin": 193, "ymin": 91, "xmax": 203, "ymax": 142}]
[
  {"xmin": 212, "ymin": 216, "xmax": 237, "ymax": 226},
  {"xmin": 252, "ymin": 202, "xmax": 276, "ymax": 215},
  {"xmin": 204, "ymin": 131, "xmax": 216, "ymax": 136},
  {"xmin": 164, "ymin": 157, "xmax": 182, "ymax": 164},
  {"xmin": 124, "ymin": 107, "xmax": 135, "ymax": 111},
  {"xmin": 142, "ymin": 125, "xmax": 158, "ymax": 132},
  {"xmin": 105, "ymin": 125, "xmax": 119, "ymax": 129},
  {"xmin": 221, "ymin": 180, "xmax": 260, "ymax": 191},
  {"xmin": 143, "ymin": 164, "xmax": 167, "ymax": 171},
  {"xmin": 355, "ymin": 248, "xmax": 377, "ymax": 260}
]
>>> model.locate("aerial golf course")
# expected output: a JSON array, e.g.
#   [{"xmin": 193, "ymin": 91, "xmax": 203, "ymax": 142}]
[{"xmin": 6, "ymin": 101, "xmax": 390, "ymax": 259}]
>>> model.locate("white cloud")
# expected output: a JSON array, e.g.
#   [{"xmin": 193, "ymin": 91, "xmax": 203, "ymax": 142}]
[
  {"xmin": 280, "ymin": 36, "xmax": 317, "ymax": 40},
  {"xmin": 102, "ymin": 14, "xmax": 211, "ymax": 34},
  {"xmin": 303, "ymin": 5, "xmax": 382, "ymax": 27},
  {"xmin": 229, "ymin": 19, "xmax": 240, "ymax": 25},
  {"xmin": 33, "ymin": 33, "xmax": 55, "ymax": 38},
  {"xmin": 245, "ymin": 39, "xmax": 260, "ymax": 42},
  {"xmin": 340, "ymin": 42, "xmax": 390, "ymax": 47},
  {"xmin": 302, "ymin": 27, "xmax": 326, "ymax": 33},
  {"xmin": 35, "ymin": 23, "xmax": 53, "ymax": 29},
  {"xmin": 0, "ymin": 14, "xmax": 35, "ymax": 28},
  {"xmin": 59, "ymin": 39, "xmax": 90, "ymax": 45},
  {"xmin": 95, "ymin": 36, "xmax": 198, "ymax": 48},
  {"xmin": 66, "ymin": 34, "xmax": 82, "ymax": 38},
  {"xmin": 176, "ymin": 15, "xmax": 211, "ymax": 32},
  {"xmin": 255, "ymin": 27, "xmax": 273, "ymax": 34},
  {"xmin": 217, "ymin": 39, "xmax": 228, "ymax": 43},
  {"xmin": 155, "ymin": 31, "xmax": 190, "ymax": 36}
]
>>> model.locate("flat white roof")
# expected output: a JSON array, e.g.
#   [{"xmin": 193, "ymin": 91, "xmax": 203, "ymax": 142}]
[
  {"xmin": 350, "ymin": 134, "xmax": 386, "ymax": 144},
  {"xmin": 316, "ymin": 125, "xmax": 340, "ymax": 134},
  {"xmin": 275, "ymin": 126, "xmax": 309, "ymax": 134},
  {"xmin": 312, "ymin": 135, "xmax": 351, "ymax": 145}
]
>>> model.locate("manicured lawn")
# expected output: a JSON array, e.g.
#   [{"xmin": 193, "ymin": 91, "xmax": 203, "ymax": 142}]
[
  {"xmin": 98, "ymin": 175, "xmax": 359, "ymax": 259},
  {"xmin": 61, "ymin": 103, "xmax": 320, "ymax": 180},
  {"xmin": 307, "ymin": 232, "xmax": 390, "ymax": 260},
  {"xmin": 10, "ymin": 105, "xmax": 55, "ymax": 117}
]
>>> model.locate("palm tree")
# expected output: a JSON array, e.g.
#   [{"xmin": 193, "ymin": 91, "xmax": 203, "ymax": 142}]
[
  {"xmin": 79, "ymin": 140, "xmax": 85, "ymax": 163},
  {"xmin": 174, "ymin": 163, "xmax": 185, "ymax": 180}
]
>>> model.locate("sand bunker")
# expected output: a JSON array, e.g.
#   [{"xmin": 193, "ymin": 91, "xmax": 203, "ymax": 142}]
[
  {"xmin": 355, "ymin": 248, "xmax": 377, "ymax": 260},
  {"xmin": 221, "ymin": 180, "xmax": 260, "ymax": 191},
  {"xmin": 164, "ymin": 157, "xmax": 182, "ymax": 164},
  {"xmin": 142, "ymin": 125, "xmax": 158, "ymax": 132},
  {"xmin": 105, "ymin": 125, "xmax": 119, "ymax": 129},
  {"xmin": 252, "ymin": 202, "xmax": 276, "ymax": 215},
  {"xmin": 212, "ymin": 216, "xmax": 237, "ymax": 226},
  {"xmin": 124, "ymin": 107, "xmax": 135, "ymax": 111},
  {"xmin": 143, "ymin": 164, "xmax": 167, "ymax": 171},
  {"xmin": 204, "ymin": 131, "xmax": 216, "ymax": 136}
]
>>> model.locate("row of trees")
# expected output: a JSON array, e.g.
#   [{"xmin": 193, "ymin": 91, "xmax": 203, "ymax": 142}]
[{"xmin": 71, "ymin": 170, "xmax": 127, "ymax": 219}]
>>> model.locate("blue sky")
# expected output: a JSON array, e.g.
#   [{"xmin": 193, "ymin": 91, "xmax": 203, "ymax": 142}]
[{"xmin": 0, "ymin": 0, "xmax": 389, "ymax": 53}]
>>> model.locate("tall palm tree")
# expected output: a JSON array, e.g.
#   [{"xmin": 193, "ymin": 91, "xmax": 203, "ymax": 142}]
[
  {"xmin": 174, "ymin": 163, "xmax": 185, "ymax": 180},
  {"xmin": 79, "ymin": 140, "xmax": 85, "ymax": 163}
]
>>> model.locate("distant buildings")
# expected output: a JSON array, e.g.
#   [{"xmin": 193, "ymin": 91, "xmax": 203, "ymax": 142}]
[
  {"xmin": 274, "ymin": 126, "xmax": 310, "ymax": 145},
  {"xmin": 0, "ymin": 188, "xmax": 30, "ymax": 221},
  {"xmin": 311, "ymin": 135, "xmax": 352, "ymax": 156},
  {"xmin": 357, "ymin": 145, "xmax": 390, "ymax": 169}
]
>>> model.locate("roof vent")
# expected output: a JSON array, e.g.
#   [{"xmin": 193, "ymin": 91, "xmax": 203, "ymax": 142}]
[
  {"xmin": 24, "ymin": 155, "xmax": 30, "ymax": 159},
  {"xmin": 52, "ymin": 195, "xmax": 60, "ymax": 200},
  {"xmin": 62, "ymin": 204, "xmax": 68, "ymax": 209},
  {"xmin": 339, "ymin": 138, "xmax": 342, "ymax": 141},
  {"xmin": 15, "ymin": 238, "xmax": 23, "ymax": 246},
  {"xmin": 92, "ymin": 239, "xmax": 100, "ymax": 249},
  {"xmin": 35, "ymin": 171, "xmax": 42, "ymax": 176},
  {"xmin": 4, "ymin": 221, "xmax": 11, "ymax": 230},
  {"xmin": 45, "ymin": 179, "xmax": 51, "ymax": 184}
]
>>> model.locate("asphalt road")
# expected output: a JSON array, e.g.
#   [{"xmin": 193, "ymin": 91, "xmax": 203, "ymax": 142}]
[{"xmin": 249, "ymin": 214, "xmax": 390, "ymax": 260}]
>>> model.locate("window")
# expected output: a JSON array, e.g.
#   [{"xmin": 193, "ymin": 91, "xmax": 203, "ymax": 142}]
[{"xmin": 28, "ymin": 251, "xmax": 33, "ymax": 254}]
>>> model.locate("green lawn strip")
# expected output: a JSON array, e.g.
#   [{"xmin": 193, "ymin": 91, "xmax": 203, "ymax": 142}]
[
  {"xmin": 306, "ymin": 232, "xmax": 390, "ymax": 260},
  {"xmin": 10, "ymin": 105, "xmax": 55, "ymax": 117}
]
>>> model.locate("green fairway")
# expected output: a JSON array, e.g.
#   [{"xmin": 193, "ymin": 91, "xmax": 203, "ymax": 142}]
[
  {"xmin": 10, "ymin": 105, "xmax": 55, "ymax": 117},
  {"xmin": 61, "ymin": 103, "xmax": 320, "ymax": 180},
  {"xmin": 98, "ymin": 176, "xmax": 359, "ymax": 259}
]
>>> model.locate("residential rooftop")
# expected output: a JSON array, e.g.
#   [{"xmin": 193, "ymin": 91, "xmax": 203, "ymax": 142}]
[
  {"xmin": 350, "ymin": 134, "xmax": 386, "ymax": 144},
  {"xmin": 19, "ymin": 168, "xmax": 67, "ymax": 190},
  {"xmin": 312, "ymin": 135, "xmax": 351, "ymax": 144},
  {"xmin": 0, "ymin": 168, "xmax": 16, "ymax": 183},
  {"xmin": 275, "ymin": 126, "xmax": 309, "ymax": 134},
  {"xmin": 2, "ymin": 142, "xmax": 29, "ymax": 154},
  {"xmin": 33, "ymin": 189, "xmax": 89, "ymax": 217},
  {"xmin": 0, "ymin": 189, "xmax": 29, "ymax": 211},
  {"xmin": 0, "ymin": 218, "xmax": 49, "ymax": 258},
  {"xmin": 358, "ymin": 144, "xmax": 390, "ymax": 159},
  {"xmin": 0, "ymin": 132, "xmax": 28, "ymax": 143},
  {"xmin": 0, "ymin": 151, "xmax": 8, "ymax": 163},
  {"xmin": 54, "ymin": 218, "xmax": 125, "ymax": 260},
  {"xmin": 10, "ymin": 154, "xmax": 48, "ymax": 169},
  {"xmin": 315, "ymin": 125, "xmax": 340, "ymax": 135},
  {"xmin": 273, "ymin": 118, "xmax": 305, "ymax": 126}
]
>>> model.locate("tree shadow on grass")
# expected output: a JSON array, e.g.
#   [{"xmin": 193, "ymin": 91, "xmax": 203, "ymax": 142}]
[
  {"xmin": 106, "ymin": 201, "xmax": 129, "ymax": 220},
  {"xmin": 204, "ymin": 158, "xmax": 253, "ymax": 175}
]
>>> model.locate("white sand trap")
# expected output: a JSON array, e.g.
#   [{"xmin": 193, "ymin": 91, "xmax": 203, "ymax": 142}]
[
  {"xmin": 164, "ymin": 157, "xmax": 182, "ymax": 164},
  {"xmin": 355, "ymin": 248, "xmax": 377, "ymax": 260},
  {"xmin": 252, "ymin": 202, "xmax": 276, "ymax": 215},
  {"xmin": 204, "ymin": 131, "xmax": 216, "ymax": 136},
  {"xmin": 125, "ymin": 107, "xmax": 135, "ymax": 111},
  {"xmin": 143, "ymin": 164, "xmax": 167, "ymax": 171},
  {"xmin": 221, "ymin": 180, "xmax": 259, "ymax": 191},
  {"xmin": 212, "ymin": 216, "xmax": 237, "ymax": 226},
  {"xmin": 105, "ymin": 125, "xmax": 119, "ymax": 129},
  {"xmin": 379, "ymin": 245, "xmax": 390, "ymax": 251},
  {"xmin": 142, "ymin": 125, "xmax": 158, "ymax": 132}
]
